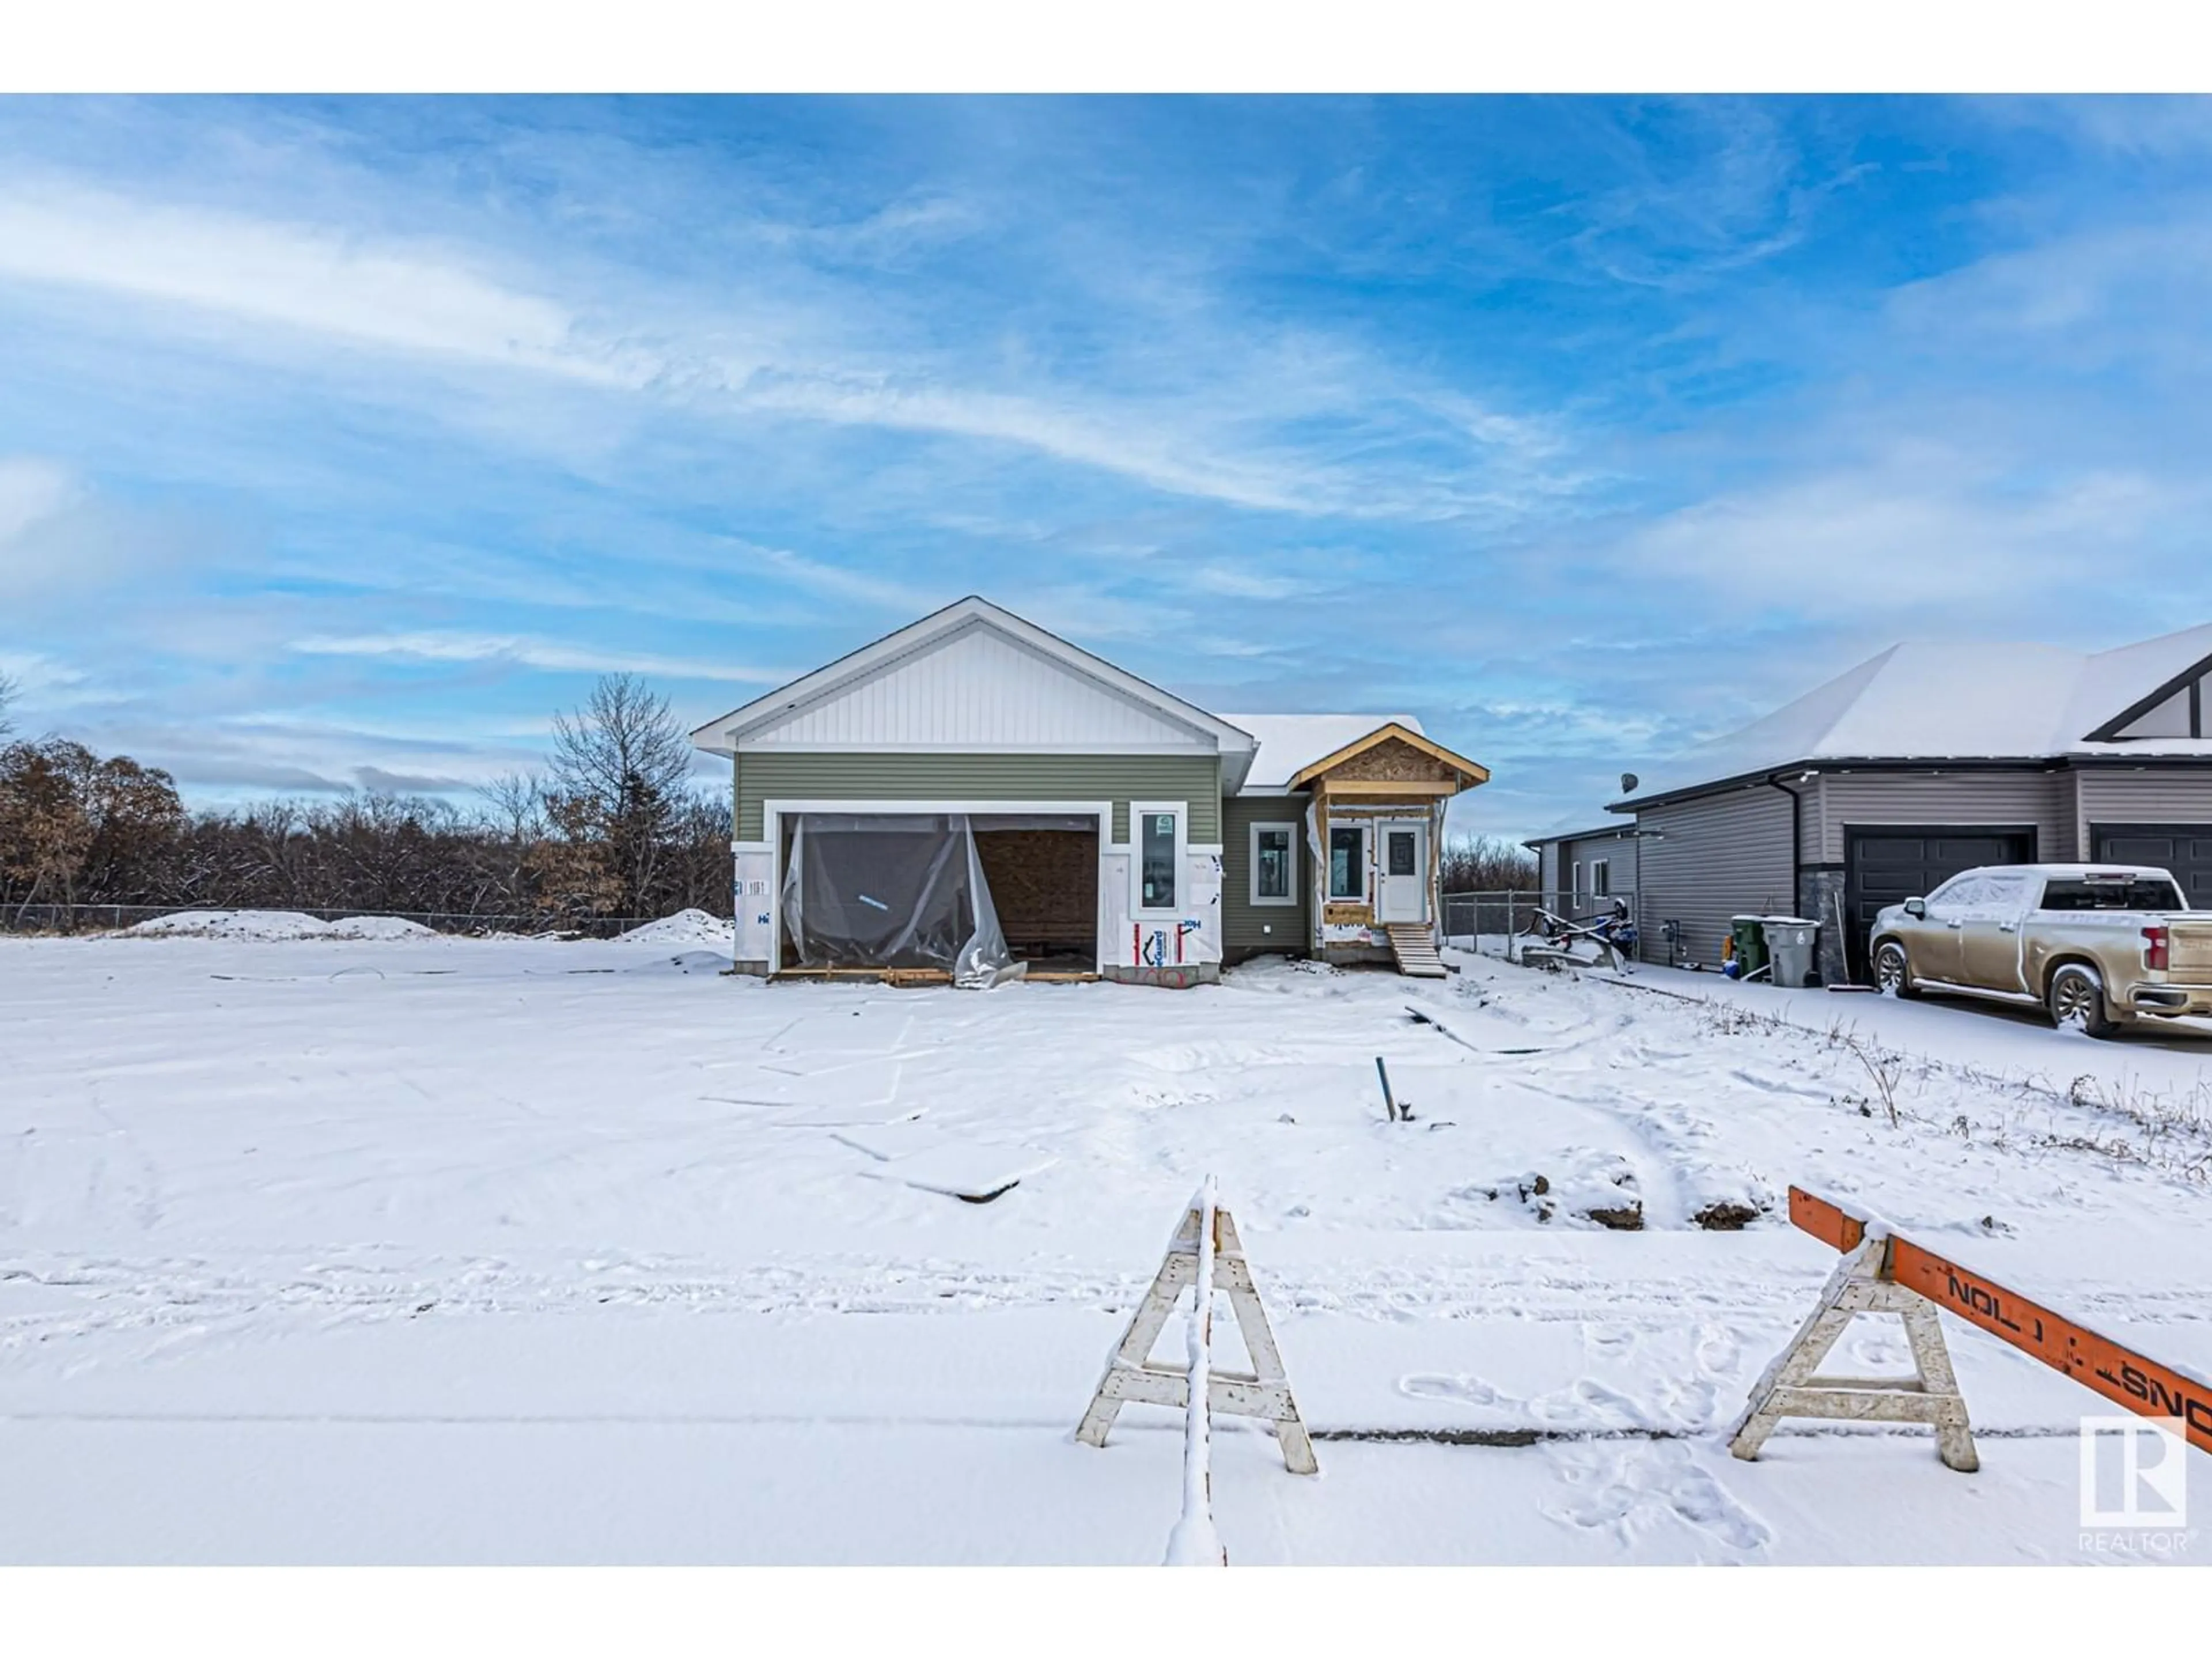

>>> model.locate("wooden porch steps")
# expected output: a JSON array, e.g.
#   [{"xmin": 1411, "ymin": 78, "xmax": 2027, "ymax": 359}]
[{"xmin": 1385, "ymin": 923, "xmax": 1449, "ymax": 979}]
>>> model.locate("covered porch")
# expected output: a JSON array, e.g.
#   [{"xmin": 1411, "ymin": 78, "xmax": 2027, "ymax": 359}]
[{"xmin": 1291, "ymin": 725, "xmax": 1490, "ymax": 976}]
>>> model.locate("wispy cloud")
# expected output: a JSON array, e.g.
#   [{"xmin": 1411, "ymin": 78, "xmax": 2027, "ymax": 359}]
[
  {"xmin": 0, "ymin": 455, "xmax": 77, "ymax": 543},
  {"xmin": 0, "ymin": 161, "xmax": 1586, "ymax": 525},
  {"xmin": 287, "ymin": 631, "xmax": 796, "ymax": 685},
  {"xmin": 0, "ymin": 181, "xmax": 639, "ymax": 385}
]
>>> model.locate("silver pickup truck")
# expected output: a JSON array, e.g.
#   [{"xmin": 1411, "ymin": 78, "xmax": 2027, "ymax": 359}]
[{"xmin": 1869, "ymin": 863, "xmax": 2212, "ymax": 1037}]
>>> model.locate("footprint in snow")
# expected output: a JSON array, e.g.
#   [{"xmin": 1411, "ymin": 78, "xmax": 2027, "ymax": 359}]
[
  {"xmin": 1551, "ymin": 1442, "xmax": 1772, "ymax": 1554},
  {"xmin": 1398, "ymin": 1372, "xmax": 1501, "ymax": 1407},
  {"xmin": 1693, "ymin": 1321, "xmax": 1743, "ymax": 1380},
  {"xmin": 1526, "ymin": 1378, "xmax": 1647, "ymax": 1430}
]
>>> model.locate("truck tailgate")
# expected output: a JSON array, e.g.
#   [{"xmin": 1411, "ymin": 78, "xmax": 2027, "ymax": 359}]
[{"xmin": 2171, "ymin": 921, "xmax": 2212, "ymax": 975}]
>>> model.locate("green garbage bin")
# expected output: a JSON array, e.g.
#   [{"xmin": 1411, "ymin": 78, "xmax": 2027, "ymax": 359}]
[{"xmin": 1729, "ymin": 915, "xmax": 1770, "ymax": 979}]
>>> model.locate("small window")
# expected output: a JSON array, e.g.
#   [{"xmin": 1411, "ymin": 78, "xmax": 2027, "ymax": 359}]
[
  {"xmin": 1328, "ymin": 824, "xmax": 1366, "ymax": 902},
  {"xmin": 1251, "ymin": 822, "xmax": 1296, "ymax": 906},
  {"xmin": 1387, "ymin": 829, "xmax": 1418, "ymax": 877},
  {"xmin": 1138, "ymin": 809, "xmax": 1179, "ymax": 911},
  {"xmin": 1590, "ymin": 858, "xmax": 1611, "ymax": 897},
  {"xmin": 1570, "ymin": 859, "xmax": 1583, "ymax": 897}
]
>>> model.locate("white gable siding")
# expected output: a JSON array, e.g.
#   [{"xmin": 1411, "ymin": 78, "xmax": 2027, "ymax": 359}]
[{"xmin": 745, "ymin": 622, "xmax": 1212, "ymax": 752}]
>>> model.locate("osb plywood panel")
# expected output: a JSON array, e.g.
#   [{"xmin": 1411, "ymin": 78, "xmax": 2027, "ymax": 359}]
[
  {"xmin": 1318, "ymin": 735, "xmax": 1458, "ymax": 785},
  {"xmin": 1323, "ymin": 901, "xmax": 1373, "ymax": 925},
  {"xmin": 976, "ymin": 828, "xmax": 1098, "ymax": 945}
]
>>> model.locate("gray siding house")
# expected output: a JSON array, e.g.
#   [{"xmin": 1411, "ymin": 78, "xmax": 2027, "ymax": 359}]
[
  {"xmin": 1531, "ymin": 821, "xmax": 1640, "ymax": 910},
  {"xmin": 691, "ymin": 598, "xmax": 1491, "ymax": 985},
  {"xmin": 1532, "ymin": 624, "xmax": 2212, "ymax": 983}
]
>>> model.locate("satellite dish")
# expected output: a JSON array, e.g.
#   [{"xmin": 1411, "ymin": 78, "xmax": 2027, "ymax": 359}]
[{"xmin": 1620, "ymin": 772, "xmax": 1639, "ymax": 794}]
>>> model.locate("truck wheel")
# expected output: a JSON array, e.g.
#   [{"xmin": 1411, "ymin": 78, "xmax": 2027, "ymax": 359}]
[
  {"xmin": 2047, "ymin": 963, "xmax": 2121, "ymax": 1039},
  {"xmin": 1874, "ymin": 941, "xmax": 1919, "ymax": 999}
]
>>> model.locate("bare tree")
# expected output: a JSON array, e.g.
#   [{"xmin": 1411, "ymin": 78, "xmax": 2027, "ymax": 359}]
[
  {"xmin": 478, "ymin": 770, "xmax": 548, "ymax": 914},
  {"xmin": 0, "ymin": 696, "xmax": 738, "ymax": 930},
  {"xmin": 0, "ymin": 740, "xmax": 99, "ymax": 912},
  {"xmin": 1440, "ymin": 833, "xmax": 1539, "ymax": 892},
  {"xmin": 0, "ymin": 669, "xmax": 18, "ymax": 740},
  {"xmin": 546, "ymin": 674, "xmax": 695, "ymax": 917}
]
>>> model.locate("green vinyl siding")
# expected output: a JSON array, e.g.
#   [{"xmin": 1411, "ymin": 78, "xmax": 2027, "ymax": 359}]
[
  {"xmin": 1221, "ymin": 793, "xmax": 1310, "ymax": 957},
  {"xmin": 735, "ymin": 751, "xmax": 1222, "ymax": 843}
]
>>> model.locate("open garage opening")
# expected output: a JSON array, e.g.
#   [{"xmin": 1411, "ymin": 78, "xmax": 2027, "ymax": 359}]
[
  {"xmin": 973, "ymin": 819, "xmax": 1100, "ymax": 976},
  {"xmin": 774, "ymin": 810, "xmax": 1101, "ymax": 980}
]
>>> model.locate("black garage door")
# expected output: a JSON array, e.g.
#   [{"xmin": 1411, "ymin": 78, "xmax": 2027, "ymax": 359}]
[
  {"xmin": 2092, "ymin": 824, "xmax": 2212, "ymax": 910},
  {"xmin": 1843, "ymin": 827, "xmax": 2036, "ymax": 979}
]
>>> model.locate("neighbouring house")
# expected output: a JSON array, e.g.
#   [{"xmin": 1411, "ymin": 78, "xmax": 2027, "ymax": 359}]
[
  {"xmin": 1528, "ymin": 815, "xmax": 1639, "ymax": 915},
  {"xmin": 1530, "ymin": 623, "xmax": 2212, "ymax": 984},
  {"xmin": 689, "ymin": 597, "xmax": 1490, "ymax": 986}
]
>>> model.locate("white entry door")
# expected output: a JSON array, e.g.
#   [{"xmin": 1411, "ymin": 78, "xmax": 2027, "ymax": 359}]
[{"xmin": 1376, "ymin": 821, "xmax": 1428, "ymax": 923}]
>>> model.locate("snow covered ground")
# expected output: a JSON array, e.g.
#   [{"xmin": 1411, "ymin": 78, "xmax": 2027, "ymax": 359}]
[{"xmin": 2, "ymin": 927, "xmax": 2207, "ymax": 1564}]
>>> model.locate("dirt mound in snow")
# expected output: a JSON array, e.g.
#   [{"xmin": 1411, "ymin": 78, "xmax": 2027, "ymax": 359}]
[
  {"xmin": 325, "ymin": 916, "xmax": 438, "ymax": 941},
  {"xmin": 127, "ymin": 910, "xmax": 337, "ymax": 940},
  {"xmin": 616, "ymin": 909, "xmax": 735, "ymax": 946},
  {"xmin": 124, "ymin": 910, "xmax": 441, "ymax": 941}
]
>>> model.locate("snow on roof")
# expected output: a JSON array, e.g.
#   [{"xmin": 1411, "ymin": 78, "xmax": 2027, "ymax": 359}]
[
  {"xmin": 1619, "ymin": 623, "xmax": 2212, "ymax": 806},
  {"xmin": 2063, "ymin": 620, "xmax": 2212, "ymax": 738},
  {"xmin": 1219, "ymin": 713, "xmax": 1426, "ymax": 793}
]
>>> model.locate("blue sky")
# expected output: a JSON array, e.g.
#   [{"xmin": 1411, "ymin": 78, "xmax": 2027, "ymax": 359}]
[{"xmin": 5, "ymin": 94, "xmax": 2211, "ymax": 839}]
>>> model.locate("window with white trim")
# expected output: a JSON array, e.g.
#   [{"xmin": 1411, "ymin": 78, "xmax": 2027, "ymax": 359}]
[
  {"xmin": 1132, "ymin": 802, "xmax": 1185, "ymax": 914},
  {"xmin": 1570, "ymin": 859, "xmax": 1583, "ymax": 898},
  {"xmin": 1327, "ymin": 823, "xmax": 1366, "ymax": 902},
  {"xmin": 1250, "ymin": 821, "xmax": 1297, "ymax": 906},
  {"xmin": 1590, "ymin": 858, "xmax": 1611, "ymax": 897}
]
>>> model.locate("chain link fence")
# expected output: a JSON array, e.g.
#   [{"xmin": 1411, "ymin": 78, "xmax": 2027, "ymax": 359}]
[
  {"xmin": 0, "ymin": 902, "xmax": 697, "ymax": 939},
  {"xmin": 1442, "ymin": 890, "xmax": 1639, "ymax": 961}
]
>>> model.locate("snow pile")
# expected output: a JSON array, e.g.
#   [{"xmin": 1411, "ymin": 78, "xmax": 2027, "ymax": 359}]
[
  {"xmin": 326, "ymin": 916, "xmax": 438, "ymax": 941},
  {"xmin": 127, "ymin": 910, "xmax": 337, "ymax": 941},
  {"xmin": 125, "ymin": 910, "xmax": 441, "ymax": 942},
  {"xmin": 617, "ymin": 909, "xmax": 736, "ymax": 946}
]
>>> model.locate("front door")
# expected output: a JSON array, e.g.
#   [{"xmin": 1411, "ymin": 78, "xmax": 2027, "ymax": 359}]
[{"xmin": 1376, "ymin": 821, "xmax": 1428, "ymax": 923}]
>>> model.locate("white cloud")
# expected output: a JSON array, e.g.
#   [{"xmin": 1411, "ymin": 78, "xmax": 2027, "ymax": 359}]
[
  {"xmin": 0, "ymin": 173, "xmax": 1584, "ymax": 525},
  {"xmin": 0, "ymin": 182, "xmax": 641, "ymax": 387},
  {"xmin": 0, "ymin": 456, "xmax": 78, "ymax": 546},
  {"xmin": 287, "ymin": 631, "xmax": 794, "ymax": 685},
  {"xmin": 1597, "ymin": 446, "xmax": 2205, "ymax": 634}
]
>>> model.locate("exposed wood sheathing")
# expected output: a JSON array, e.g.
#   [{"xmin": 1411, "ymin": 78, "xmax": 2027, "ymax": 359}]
[{"xmin": 975, "ymin": 828, "xmax": 1099, "ymax": 960}]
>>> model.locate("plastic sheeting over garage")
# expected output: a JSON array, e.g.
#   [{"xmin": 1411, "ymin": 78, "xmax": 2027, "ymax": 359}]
[{"xmin": 779, "ymin": 813, "xmax": 1097, "ymax": 983}]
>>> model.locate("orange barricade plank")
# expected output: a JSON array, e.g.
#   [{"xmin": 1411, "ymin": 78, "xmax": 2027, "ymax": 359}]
[
  {"xmin": 1786, "ymin": 1185, "xmax": 2212, "ymax": 1458},
  {"xmin": 1787, "ymin": 1187, "xmax": 1865, "ymax": 1253}
]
